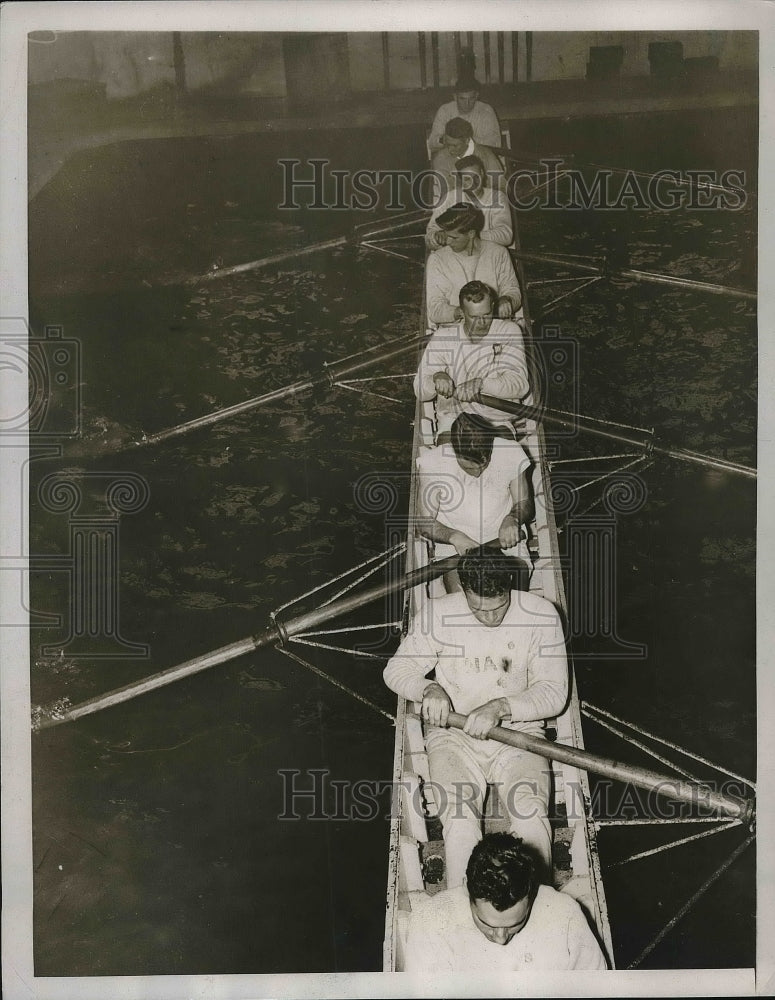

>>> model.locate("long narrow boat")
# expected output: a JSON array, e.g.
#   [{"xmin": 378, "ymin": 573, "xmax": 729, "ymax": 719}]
[{"xmin": 383, "ymin": 187, "xmax": 614, "ymax": 970}]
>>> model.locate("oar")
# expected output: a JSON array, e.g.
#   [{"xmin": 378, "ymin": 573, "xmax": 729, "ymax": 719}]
[
  {"xmin": 445, "ymin": 713, "xmax": 753, "ymax": 824},
  {"xmin": 511, "ymin": 249, "xmax": 756, "ymax": 302},
  {"xmin": 88, "ymin": 332, "xmax": 427, "ymax": 457},
  {"xmin": 197, "ymin": 211, "xmax": 429, "ymax": 282},
  {"xmin": 197, "ymin": 235, "xmax": 349, "ymax": 282},
  {"xmin": 32, "ymin": 553, "xmax": 461, "ymax": 732},
  {"xmin": 477, "ymin": 393, "xmax": 757, "ymax": 480}
]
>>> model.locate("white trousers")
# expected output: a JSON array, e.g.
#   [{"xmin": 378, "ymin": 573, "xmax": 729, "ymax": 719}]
[{"xmin": 426, "ymin": 726, "xmax": 553, "ymax": 888}]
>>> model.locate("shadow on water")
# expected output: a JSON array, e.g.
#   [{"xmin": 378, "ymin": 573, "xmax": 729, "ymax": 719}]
[{"xmin": 28, "ymin": 108, "xmax": 755, "ymax": 973}]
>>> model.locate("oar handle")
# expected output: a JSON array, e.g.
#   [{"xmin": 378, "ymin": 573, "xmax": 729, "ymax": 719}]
[{"xmin": 445, "ymin": 713, "xmax": 753, "ymax": 824}]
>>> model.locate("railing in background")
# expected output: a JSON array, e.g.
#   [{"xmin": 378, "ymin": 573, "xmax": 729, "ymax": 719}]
[{"xmin": 408, "ymin": 31, "xmax": 520, "ymax": 89}]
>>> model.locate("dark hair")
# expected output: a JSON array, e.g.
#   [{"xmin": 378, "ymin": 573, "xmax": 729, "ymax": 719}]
[
  {"xmin": 466, "ymin": 833, "xmax": 538, "ymax": 911},
  {"xmin": 459, "ymin": 279, "xmax": 495, "ymax": 307},
  {"xmin": 437, "ymin": 203, "xmax": 484, "ymax": 236},
  {"xmin": 455, "ymin": 78, "xmax": 481, "ymax": 93},
  {"xmin": 457, "ymin": 546, "xmax": 513, "ymax": 598},
  {"xmin": 444, "ymin": 116, "xmax": 474, "ymax": 140},
  {"xmin": 451, "ymin": 411, "xmax": 496, "ymax": 467},
  {"xmin": 454, "ymin": 154, "xmax": 485, "ymax": 174}
]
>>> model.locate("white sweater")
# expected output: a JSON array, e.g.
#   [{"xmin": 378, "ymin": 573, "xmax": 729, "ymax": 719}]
[
  {"xmin": 426, "ymin": 243, "xmax": 522, "ymax": 327},
  {"xmin": 425, "ymin": 185, "xmax": 513, "ymax": 248},
  {"xmin": 429, "ymin": 99, "xmax": 502, "ymax": 150},
  {"xmin": 417, "ymin": 438, "xmax": 530, "ymax": 544},
  {"xmin": 383, "ymin": 590, "xmax": 568, "ymax": 734},
  {"xmin": 403, "ymin": 884, "xmax": 607, "ymax": 973},
  {"xmin": 413, "ymin": 318, "xmax": 529, "ymax": 434}
]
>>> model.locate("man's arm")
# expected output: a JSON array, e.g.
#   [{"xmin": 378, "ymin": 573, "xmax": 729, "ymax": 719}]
[
  {"xmin": 498, "ymin": 470, "xmax": 534, "ymax": 548},
  {"xmin": 565, "ymin": 904, "xmax": 608, "ymax": 970},
  {"xmin": 428, "ymin": 104, "xmax": 452, "ymax": 152},
  {"xmin": 480, "ymin": 146, "xmax": 506, "ymax": 191},
  {"xmin": 413, "ymin": 334, "xmax": 456, "ymax": 401},
  {"xmin": 492, "ymin": 246, "xmax": 523, "ymax": 315},
  {"xmin": 426, "ymin": 253, "xmax": 460, "ymax": 326},
  {"xmin": 505, "ymin": 605, "xmax": 569, "ymax": 722},
  {"xmin": 480, "ymin": 197, "xmax": 513, "ymax": 246},
  {"xmin": 478, "ymin": 104, "xmax": 502, "ymax": 148},
  {"xmin": 480, "ymin": 341, "xmax": 530, "ymax": 402},
  {"xmin": 425, "ymin": 192, "xmax": 452, "ymax": 248},
  {"xmin": 415, "ymin": 467, "xmax": 478, "ymax": 555},
  {"xmin": 383, "ymin": 634, "xmax": 436, "ymax": 705}
]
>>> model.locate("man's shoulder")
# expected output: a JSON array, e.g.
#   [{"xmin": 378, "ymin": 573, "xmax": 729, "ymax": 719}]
[
  {"xmin": 435, "ymin": 99, "xmax": 457, "ymax": 116},
  {"xmin": 506, "ymin": 590, "xmax": 562, "ymax": 624},
  {"xmin": 425, "ymin": 244, "xmax": 453, "ymax": 271},
  {"xmin": 480, "ymin": 240, "xmax": 511, "ymax": 262},
  {"xmin": 423, "ymin": 315, "xmax": 461, "ymax": 342},
  {"xmin": 408, "ymin": 885, "xmax": 468, "ymax": 922},
  {"xmin": 520, "ymin": 886, "xmax": 586, "ymax": 940},
  {"xmin": 416, "ymin": 444, "xmax": 455, "ymax": 475},
  {"xmin": 475, "ymin": 100, "xmax": 497, "ymax": 115},
  {"xmin": 473, "ymin": 140, "xmax": 501, "ymax": 159},
  {"xmin": 534, "ymin": 884, "xmax": 582, "ymax": 913},
  {"xmin": 430, "ymin": 147, "xmax": 454, "ymax": 171},
  {"xmin": 488, "ymin": 318, "xmax": 523, "ymax": 339}
]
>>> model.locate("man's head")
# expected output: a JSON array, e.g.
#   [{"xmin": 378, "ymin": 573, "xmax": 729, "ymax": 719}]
[
  {"xmin": 454, "ymin": 154, "xmax": 487, "ymax": 197},
  {"xmin": 454, "ymin": 78, "xmax": 480, "ymax": 115},
  {"xmin": 437, "ymin": 204, "xmax": 485, "ymax": 254},
  {"xmin": 457, "ymin": 547, "xmax": 512, "ymax": 626},
  {"xmin": 465, "ymin": 833, "xmax": 538, "ymax": 945},
  {"xmin": 459, "ymin": 280, "xmax": 495, "ymax": 341},
  {"xmin": 451, "ymin": 411, "xmax": 496, "ymax": 477},
  {"xmin": 443, "ymin": 117, "xmax": 474, "ymax": 159}
]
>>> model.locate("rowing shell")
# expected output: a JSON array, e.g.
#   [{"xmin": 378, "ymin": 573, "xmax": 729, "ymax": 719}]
[{"xmin": 382, "ymin": 200, "xmax": 614, "ymax": 971}]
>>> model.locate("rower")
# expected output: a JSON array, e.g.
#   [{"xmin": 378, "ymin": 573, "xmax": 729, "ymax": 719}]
[
  {"xmin": 415, "ymin": 410, "xmax": 533, "ymax": 591},
  {"xmin": 428, "ymin": 78, "xmax": 502, "ymax": 154},
  {"xmin": 401, "ymin": 833, "xmax": 607, "ymax": 973},
  {"xmin": 383, "ymin": 547, "xmax": 568, "ymax": 888},
  {"xmin": 425, "ymin": 210, "xmax": 521, "ymax": 329},
  {"xmin": 430, "ymin": 118, "xmax": 505, "ymax": 201},
  {"xmin": 415, "ymin": 279, "xmax": 528, "ymax": 441},
  {"xmin": 425, "ymin": 155, "xmax": 513, "ymax": 250}
]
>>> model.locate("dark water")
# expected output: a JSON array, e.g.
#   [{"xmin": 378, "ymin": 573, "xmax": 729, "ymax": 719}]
[{"xmin": 28, "ymin": 107, "xmax": 756, "ymax": 973}]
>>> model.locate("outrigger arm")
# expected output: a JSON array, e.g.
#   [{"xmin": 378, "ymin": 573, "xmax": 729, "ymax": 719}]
[{"xmin": 477, "ymin": 392, "xmax": 757, "ymax": 480}]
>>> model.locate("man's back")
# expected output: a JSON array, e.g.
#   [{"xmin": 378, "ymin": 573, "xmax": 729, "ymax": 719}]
[
  {"xmin": 431, "ymin": 142, "xmax": 504, "ymax": 195},
  {"xmin": 430, "ymin": 99, "xmax": 502, "ymax": 151}
]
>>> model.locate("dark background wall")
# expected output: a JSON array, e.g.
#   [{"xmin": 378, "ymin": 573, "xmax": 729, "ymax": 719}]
[{"xmin": 28, "ymin": 30, "xmax": 758, "ymax": 101}]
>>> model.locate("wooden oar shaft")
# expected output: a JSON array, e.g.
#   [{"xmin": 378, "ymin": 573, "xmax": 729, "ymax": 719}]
[
  {"xmin": 621, "ymin": 267, "xmax": 757, "ymax": 301},
  {"xmin": 446, "ymin": 713, "xmax": 753, "ymax": 823},
  {"xmin": 511, "ymin": 250, "xmax": 755, "ymax": 301},
  {"xmin": 198, "ymin": 236, "xmax": 350, "ymax": 281},
  {"xmin": 478, "ymin": 394, "xmax": 757, "ymax": 480},
  {"xmin": 656, "ymin": 445, "xmax": 757, "ymax": 479},
  {"xmin": 34, "ymin": 637, "xmax": 262, "ymax": 731},
  {"xmin": 357, "ymin": 213, "xmax": 429, "ymax": 242},
  {"xmin": 142, "ymin": 379, "xmax": 314, "ymax": 446},
  {"xmin": 33, "ymin": 553, "xmax": 461, "ymax": 732},
  {"xmin": 135, "ymin": 333, "xmax": 427, "ymax": 450}
]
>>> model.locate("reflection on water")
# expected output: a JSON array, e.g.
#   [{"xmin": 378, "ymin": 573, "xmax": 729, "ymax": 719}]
[{"xmin": 28, "ymin": 108, "xmax": 755, "ymax": 973}]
